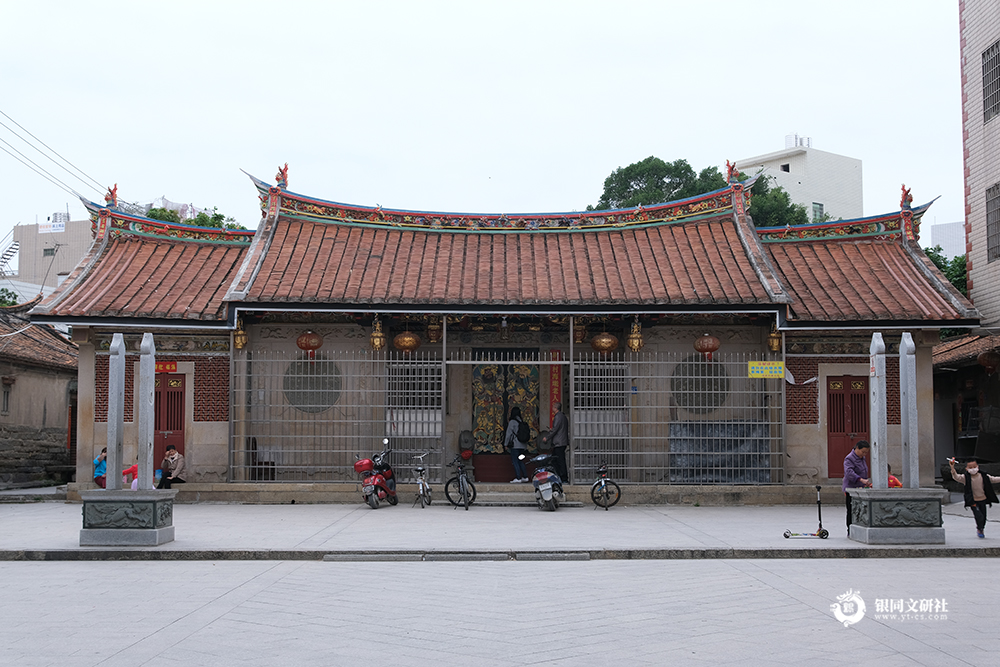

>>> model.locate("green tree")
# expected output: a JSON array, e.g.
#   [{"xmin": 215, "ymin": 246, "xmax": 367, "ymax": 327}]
[
  {"xmin": 0, "ymin": 288, "xmax": 20, "ymax": 307},
  {"xmin": 924, "ymin": 245, "xmax": 967, "ymax": 296},
  {"xmin": 588, "ymin": 157, "xmax": 727, "ymax": 210},
  {"xmin": 147, "ymin": 206, "xmax": 245, "ymax": 230},
  {"xmin": 146, "ymin": 207, "xmax": 182, "ymax": 224},
  {"xmin": 745, "ymin": 174, "xmax": 809, "ymax": 228}
]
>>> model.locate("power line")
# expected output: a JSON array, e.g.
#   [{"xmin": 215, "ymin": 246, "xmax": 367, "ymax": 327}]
[
  {"xmin": 0, "ymin": 141, "xmax": 81, "ymax": 200},
  {"xmin": 0, "ymin": 109, "xmax": 106, "ymax": 194}
]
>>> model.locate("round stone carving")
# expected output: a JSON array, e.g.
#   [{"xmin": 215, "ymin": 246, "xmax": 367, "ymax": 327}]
[
  {"xmin": 283, "ymin": 355, "xmax": 343, "ymax": 413},
  {"xmin": 670, "ymin": 354, "xmax": 730, "ymax": 414}
]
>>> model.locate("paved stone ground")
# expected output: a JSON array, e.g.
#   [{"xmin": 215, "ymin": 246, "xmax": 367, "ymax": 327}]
[
  {"xmin": 1, "ymin": 498, "xmax": 998, "ymax": 557},
  {"xmin": 0, "ymin": 558, "xmax": 993, "ymax": 666},
  {"xmin": 1, "ymin": 495, "xmax": 997, "ymax": 665}
]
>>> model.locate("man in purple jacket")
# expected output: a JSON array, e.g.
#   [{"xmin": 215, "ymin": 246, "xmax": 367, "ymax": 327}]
[{"xmin": 843, "ymin": 440, "xmax": 871, "ymax": 534}]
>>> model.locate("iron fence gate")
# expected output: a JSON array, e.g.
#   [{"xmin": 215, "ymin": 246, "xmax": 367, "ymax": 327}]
[
  {"xmin": 570, "ymin": 351, "xmax": 784, "ymax": 484},
  {"xmin": 230, "ymin": 348, "xmax": 784, "ymax": 485},
  {"xmin": 230, "ymin": 350, "xmax": 445, "ymax": 483}
]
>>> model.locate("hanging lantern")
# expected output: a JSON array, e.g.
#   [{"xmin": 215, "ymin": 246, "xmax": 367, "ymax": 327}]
[
  {"xmin": 500, "ymin": 316, "xmax": 510, "ymax": 342},
  {"xmin": 394, "ymin": 330, "xmax": 422, "ymax": 353},
  {"xmin": 766, "ymin": 324, "xmax": 782, "ymax": 353},
  {"xmin": 591, "ymin": 331, "xmax": 619, "ymax": 354},
  {"xmin": 426, "ymin": 320, "xmax": 443, "ymax": 344},
  {"xmin": 694, "ymin": 333, "xmax": 720, "ymax": 361},
  {"xmin": 626, "ymin": 316, "xmax": 644, "ymax": 352},
  {"xmin": 370, "ymin": 316, "xmax": 387, "ymax": 351},
  {"xmin": 574, "ymin": 323, "xmax": 587, "ymax": 344},
  {"xmin": 233, "ymin": 317, "xmax": 248, "ymax": 350},
  {"xmin": 296, "ymin": 330, "xmax": 323, "ymax": 360},
  {"xmin": 978, "ymin": 350, "xmax": 1000, "ymax": 375}
]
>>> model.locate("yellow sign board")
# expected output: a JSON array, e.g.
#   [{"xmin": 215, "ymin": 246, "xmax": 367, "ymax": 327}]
[{"xmin": 748, "ymin": 361, "xmax": 784, "ymax": 378}]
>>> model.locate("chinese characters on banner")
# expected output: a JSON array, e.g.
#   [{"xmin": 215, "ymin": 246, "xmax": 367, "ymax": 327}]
[{"xmin": 550, "ymin": 350, "xmax": 561, "ymax": 425}]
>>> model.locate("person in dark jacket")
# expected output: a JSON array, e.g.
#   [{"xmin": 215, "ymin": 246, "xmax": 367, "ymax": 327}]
[
  {"xmin": 505, "ymin": 406, "xmax": 528, "ymax": 483},
  {"xmin": 542, "ymin": 402, "xmax": 569, "ymax": 483},
  {"xmin": 843, "ymin": 440, "xmax": 871, "ymax": 533},
  {"xmin": 950, "ymin": 458, "xmax": 1000, "ymax": 538}
]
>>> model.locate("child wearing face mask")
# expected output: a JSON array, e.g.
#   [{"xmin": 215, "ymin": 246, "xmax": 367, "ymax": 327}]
[{"xmin": 949, "ymin": 458, "xmax": 1000, "ymax": 538}]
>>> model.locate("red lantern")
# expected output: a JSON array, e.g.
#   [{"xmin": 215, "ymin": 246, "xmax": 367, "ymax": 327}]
[
  {"xmin": 978, "ymin": 350, "xmax": 1000, "ymax": 375},
  {"xmin": 296, "ymin": 330, "xmax": 323, "ymax": 360},
  {"xmin": 694, "ymin": 333, "xmax": 720, "ymax": 361}
]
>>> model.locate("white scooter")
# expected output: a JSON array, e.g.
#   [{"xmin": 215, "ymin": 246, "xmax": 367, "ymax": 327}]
[{"xmin": 520, "ymin": 453, "xmax": 565, "ymax": 511}]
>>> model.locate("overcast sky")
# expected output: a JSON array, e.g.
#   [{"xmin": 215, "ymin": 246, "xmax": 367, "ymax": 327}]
[{"xmin": 1, "ymin": 1, "xmax": 963, "ymax": 264}]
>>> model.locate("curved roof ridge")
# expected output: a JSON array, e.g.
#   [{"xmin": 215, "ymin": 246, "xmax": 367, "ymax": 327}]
[
  {"xmin": 80, "ymin": 198, "xmax": 254, "ymax": 245},
  {"xmin": 247, "ymin": 172, "xmax": 740, "ymax": 234},
  {"xmin": 757, "ymin": 199, "xmax": 936, "ymax": 243}
]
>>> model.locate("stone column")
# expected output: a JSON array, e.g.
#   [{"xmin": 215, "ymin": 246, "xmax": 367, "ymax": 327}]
[
  {"xmin": 137, "ymin": 334, "xmax": 155, "ymax": 491},
  {"xmin": 899, "ymin": 332, "xmax": 920, "ymax": 488},
  {"xmin": 81, "ymin": 332, "xmax": 176, "ymax": 546},
  {"xmin": 106, "ymin": 333, "xmax": 125, "ymax": 490},
  {"xmin": 869, "ymin": 333, "xmax": 888, "ymax": 490}
]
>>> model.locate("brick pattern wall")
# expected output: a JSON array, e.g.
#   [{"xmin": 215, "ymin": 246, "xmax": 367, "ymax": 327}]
[
  {"xmin": 194, "ymin": 357, "xmax": 230, "ymax": 422},
  {"xmin": 786, "ymin": 356, "xmax": 900, "ymax": 425},
  {"xmin": 96, "ymin": 355, "xmax": 229, "ymax": 423}
]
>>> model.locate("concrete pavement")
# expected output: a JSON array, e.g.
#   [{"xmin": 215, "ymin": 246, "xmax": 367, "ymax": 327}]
[
  {"xmin": 1, "ymin": 488, "xmax": 998, "ymax": 560},
  {"xmin": 2, "ymin": 490, "xmax": 998, "ymax": 666}
]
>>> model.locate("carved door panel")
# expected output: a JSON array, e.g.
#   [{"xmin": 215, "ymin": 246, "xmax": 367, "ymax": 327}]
[
  {"xmin": 154, "ymin": 374, "xmax": 185, "ymax": 466},
  {"xmin": 827, "ymin": 376, "xmax": 870, "ymax": 478}
]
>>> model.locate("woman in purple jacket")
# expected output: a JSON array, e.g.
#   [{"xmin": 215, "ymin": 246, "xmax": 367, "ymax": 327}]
[{"xmin": 843, "ymin": 440, "xmax": 871, "ymax": 533}]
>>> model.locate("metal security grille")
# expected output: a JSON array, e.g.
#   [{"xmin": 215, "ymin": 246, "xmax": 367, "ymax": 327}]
[
  {"xmin": 230, "ymin": 350, "xmax": 444, "ymax": 483},
  {"xmin": 987, "ymin": 182, "xmax": 1000, "ymax": 263},
  {"xmin": 985, "ymin": 39, "xmax": 1000, "ymax": 123},
  {"xmin": 570, "ymin": 351, "xmax": 784, "ymax": 485}
]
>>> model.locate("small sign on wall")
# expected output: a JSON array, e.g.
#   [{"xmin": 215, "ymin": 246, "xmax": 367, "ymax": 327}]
[
  {"xmin": 155, "ymin": 361, "xmax": 177, "ymax": 373},
  {"xmin": 748, "ymin": 361, "xmax": 784, "ymax": 378}
]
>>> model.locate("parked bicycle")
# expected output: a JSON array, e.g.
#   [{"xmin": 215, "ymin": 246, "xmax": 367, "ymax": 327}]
[
  {"xmin": 444, "ymin": 452, "xmax": 477, "ymax": 510},
  {"xmin": 412, "ymin": 452, "xmax": 433, "ymax": 508},
  {"xmin": 590, "ymin": 463, "xmax": 621, "ymax": 510}
]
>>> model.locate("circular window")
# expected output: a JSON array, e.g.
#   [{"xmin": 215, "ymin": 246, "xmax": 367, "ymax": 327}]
[
  {"xmin": 283, "ymin": 355, "xmax": 342, "ymax": 413},
  {"xmin": 670, "ymin": 354, "xmax": 730, "ymax": 414}
]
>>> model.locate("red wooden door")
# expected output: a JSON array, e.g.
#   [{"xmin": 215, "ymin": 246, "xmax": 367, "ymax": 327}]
[
  {"xmin": 154, "ymin": 374, "xmax": 185, "ymax": 466},
  {"xmin": 827, "ymin": 376, "xmax": 870, "ymax": 478}
]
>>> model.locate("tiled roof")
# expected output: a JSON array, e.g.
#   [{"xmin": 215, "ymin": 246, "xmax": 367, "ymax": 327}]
[
  {"xmin": 33, "ymin": 234, "xmax": 248, "ymax": 322},
  {"xmin": 766, "ymin": 239, "xmax": 974, "ymax": 323},
  {"xmin": 0, "ymin": 317, "xmax": 76, "ymax": 372},
  {"xmin": 933, "ymin": 334, "xmax": 1000, "ymax": 367},
  {"xmin": 235, "ymin": 216, "xmax": 777, "ymax": 308}
]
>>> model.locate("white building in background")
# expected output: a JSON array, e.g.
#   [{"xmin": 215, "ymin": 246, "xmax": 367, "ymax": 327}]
[
  {"xmin": 736, "ymin": 134, "xmax": 863, "ymax": 222},
  {"xmin": 12, "ymin": 217, "xmax": 93, "ymax": 289},
  {"xmin": 961, "ymin": 0, "xmax": 1000, "ymax": 329},
  {"xmin": 927, "ymin": 221, "xmax": 966, "ymax": 259}
]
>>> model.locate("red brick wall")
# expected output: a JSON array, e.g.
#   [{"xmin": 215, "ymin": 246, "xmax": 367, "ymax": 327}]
[
  {"xmin": 194, "ymin": 357, "xmax": 230, "ymax": 422},
  {"xmin": 786, "ymin": 356, "xmax": 900, "ymax": 425},
  {"xmin": 95, "ymin": 355, "xmax": 229, "ymax": 423}
]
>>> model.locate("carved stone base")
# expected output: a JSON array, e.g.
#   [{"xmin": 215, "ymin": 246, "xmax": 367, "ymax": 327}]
[
  {"xmin": 79, "ymin": 489, "xmax": 178, "ymax": 546},
  {"xmin": 847, "ymin": 487, "xmax": 949, "ymax": 545}
]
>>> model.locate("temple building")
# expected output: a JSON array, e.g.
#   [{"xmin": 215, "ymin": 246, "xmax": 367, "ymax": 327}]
[{"xmin": 30, "ymin": 166, "xmax": 977, "ymax": 501}]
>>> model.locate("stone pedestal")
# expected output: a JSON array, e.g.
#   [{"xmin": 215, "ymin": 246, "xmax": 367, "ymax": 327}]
[
  {"xmin": 80, "ymin": 489, "xmax": 177, "ymax": 546},
  {"xmin": 847, "ymin": 487, "xmax": 948, "ymax": 544}
]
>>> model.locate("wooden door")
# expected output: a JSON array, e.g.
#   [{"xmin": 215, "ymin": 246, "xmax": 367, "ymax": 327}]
[
  {"xmin": 154, "ymin": 374, "xmax": 185, "ymax": 466},
  {"xmin": 827, "ymin": 376, "xmax": 870, "ymax": 477}
]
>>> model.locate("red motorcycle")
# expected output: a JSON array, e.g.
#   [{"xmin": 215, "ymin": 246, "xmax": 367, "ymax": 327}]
[{"xmin": 354, "ymin": 438, "xmax": 398, "ymax": 509}]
